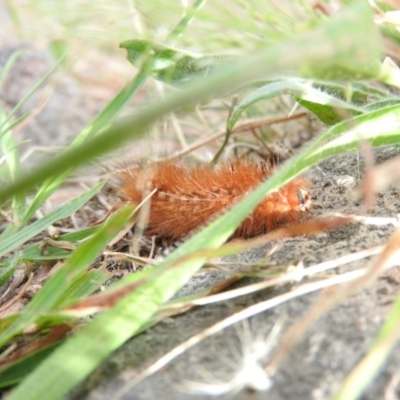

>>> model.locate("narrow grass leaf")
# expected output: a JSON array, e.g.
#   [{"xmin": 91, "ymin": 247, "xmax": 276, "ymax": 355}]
[
  {"xmin": 7, "ymin": 93, "xmax": 399, "ymax": 400},
  {"xmin": 0, "ymin": 49, "xmax": 29, "ymax": 94},
  {"xmin": 55, "ymin": 269, "xmax": 110, "ymax": 307},
  {"xmin": 228, "ymin": 79, "xmax": 364, "ymax": 129},
  {"xmin": 0, "ymin": 182, "xmax": 103, "ymax": 258},
  {"xmin": 19, "ymin": 226, "xmax": 98, "ymax": 261},
  {"xmin": 0, "ymin": 55, "xmax": 64, "ymax": 135},
  {"xmin": 0, "ymin": 344, "xmax": 61, "ymax": 388},
  {"xmin": 0, "ymin": 204, "xmax": 134, "ymax": 347},
  {"xmin": 0, "ymin": 108, "xmax": 25, "ymax": 222},
  {"xmin": 166, "ymin": 0, "xmax": 207, "ymax": 42},
  {"xmin": 305, "ymin": 103, "xmax": 400, "ymax": 165},
  {"xmin": 0, "ymin": 2, "xmax": 380, "ymax": 206},
  {"xmin": 0, "ymin": 111, "xmax": 33, "ymax": 142},
  {"xmin": 0, "ymin": 254, "xmax": 21, "ymax": 288},
  {"xmin": 20, "ymin": 0, "xmax": 203, "ymax": 223},
  {"xmin": 21, "ymin": 73, "xmax": 148, "ymax": 224}
]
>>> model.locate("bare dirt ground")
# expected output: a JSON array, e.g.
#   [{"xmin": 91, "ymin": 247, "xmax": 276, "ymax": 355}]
[
  {"xmin": 2, "ymin": 43, "xmax": 400, "ymax": 400},
  {"xmin": 64, "ymin": 148, "xmax": 400, "ymax": 400}
]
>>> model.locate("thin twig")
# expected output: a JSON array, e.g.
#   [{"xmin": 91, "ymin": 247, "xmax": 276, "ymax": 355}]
[
  {"xmin": 159, "ymin": 111, "xmax": 308, "ymax": 162},
  {"xmin": 0, "ymin": 273, "xmax": 34, "ymax": 314}
]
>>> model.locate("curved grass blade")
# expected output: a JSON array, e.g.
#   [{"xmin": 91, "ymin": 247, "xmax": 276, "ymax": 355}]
[
  {"xmin": 3, "ymin": 4, "xmax": 387, "ymax": 399},
  {"xmin": 0, "ymin": 2, "xmax": 380, "ymax": 207},
  {"xmin": 0, "ymin": 343, "xmax": 61, "ymax": 389},
  {"xmin": 0, "ymin": 204, "xmax": 135, "ymax": 348},
  {"xmin": 21, "ymin": 0, "xmax": 206, "ymax": 224},
  {"xmin": 0, "ymin": 53, "xmax": 65, "ymax": 136},
  {"xmin": 8, "ymin": 72, "xmax": 400, "ymax": 400},
  {"xmin": 0, "ymin": 182, "xmax": 103, "ymax": 258},
  {"xmin": 19, "ymin": 226, "xmax": 98, "ymax": 261},
  {"xmin": 0, "ymin": 49, "xmax": 29, "ymax": 94},
  {"xmin": 228, "ymin": 79, "xmax": 365, "ymax": 129},
  {"xmin": 304, "ymin": 103, "xmax": 400, "ymax": 165},
  {"xmin": 0, "ymin": 108, "xmax": 24, "ymax": 223}
]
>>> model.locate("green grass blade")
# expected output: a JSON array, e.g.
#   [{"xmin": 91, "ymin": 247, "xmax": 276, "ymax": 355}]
[
  {"xmin": 0, "ymin": 344, "xmax": 61, "ymax": 389},
  {"xmin": 0, "ymin": 183, "xmax": 104, "ymax": 258},
  {"xmin": 20, "ymin": 0, "xmax": 204, "ymax": 224},
  {"xmin": 20, "ymin": 72, "xmax": 148, "ymax": 224},
  {"xmin": 0, "ymin": 49, "xmax": 29, "ymax": 98},
  {"xmin": 0, "ymin": 204, "xmax": 134, "ymax": 348},
  {"xmin": 0, "ymin": 111, "xmax": 34, "ymax": 140},
  {"xmin": 19, "ymin": 226, "xmax": 98, "ymax": 261},
  {"xmin": 0, "ymin": 55, "xmax": 64, "ymax": 135},
  {"xmin": 0, "ymin": 2, "xmax": 380, "ymax": 206},
  {"xmin": 305, "ymin": 103, "xmax": 400, "ymax": 165},
  {"xmin": 0, "ymin": 108, "xmax": 25, "ymax": 223},
  {"xmin": 55, "ymin": 269, "xmax": 110, "ymax": 307},
  {"xmin": 166, "ymin": 0, "xmax": 207, "ymax": 42},
  {"xmin": 8, "ymin": 80, "xmax": 400, "ymax": 400},
  {"xmin": 0, "ymin": 254, "xmax": 21, "ymax": 288},
  {"xmin": 121, "ymin": 39, "xmax": 234, "ymax": 86},
  {"xmin": 228, "ymin": 79, "xmax": 365, "ymax": 129}
]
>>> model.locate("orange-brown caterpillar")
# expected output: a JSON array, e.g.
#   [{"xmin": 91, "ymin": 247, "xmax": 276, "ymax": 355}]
[{"xmin": 115, "ymin": 159, "xmax": 311, "ymax": 240}]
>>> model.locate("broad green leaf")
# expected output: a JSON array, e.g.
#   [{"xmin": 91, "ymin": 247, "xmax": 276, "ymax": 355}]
[
  {"xmin": 364, "ymin": 98, "xmax": 400, "ymax": 111},
  {"xmin": 305, "ymin": 103, "xmax": 400, "ymax": 164},
  {"xmin": 298, "ymin": 98, "xmax": 360, "ymax": 125},
  {"xmin": 229, "ymin": 79, "xmax": 365, "ymax": 129},
  {"xmin": 121, "ymin": 39, "xmax": 233, "ymax": 86},
  {"xmin": 0, "ymin": 183, "xmax": 104, "ymax": 258},
  {"xmin": 311, "ymin": 81, "xmax": 387, "ymax": 104}
]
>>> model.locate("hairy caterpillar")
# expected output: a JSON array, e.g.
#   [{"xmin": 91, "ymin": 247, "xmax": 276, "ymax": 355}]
[{"xmin": 114, "ymin": 159, "xmax": 311, "ymax": 240}]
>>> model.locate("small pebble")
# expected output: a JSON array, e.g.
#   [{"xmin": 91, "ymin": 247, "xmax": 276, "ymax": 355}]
[{"xmin": 335, "ymin": 175, "xmax": 356, "ymax": 188}]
